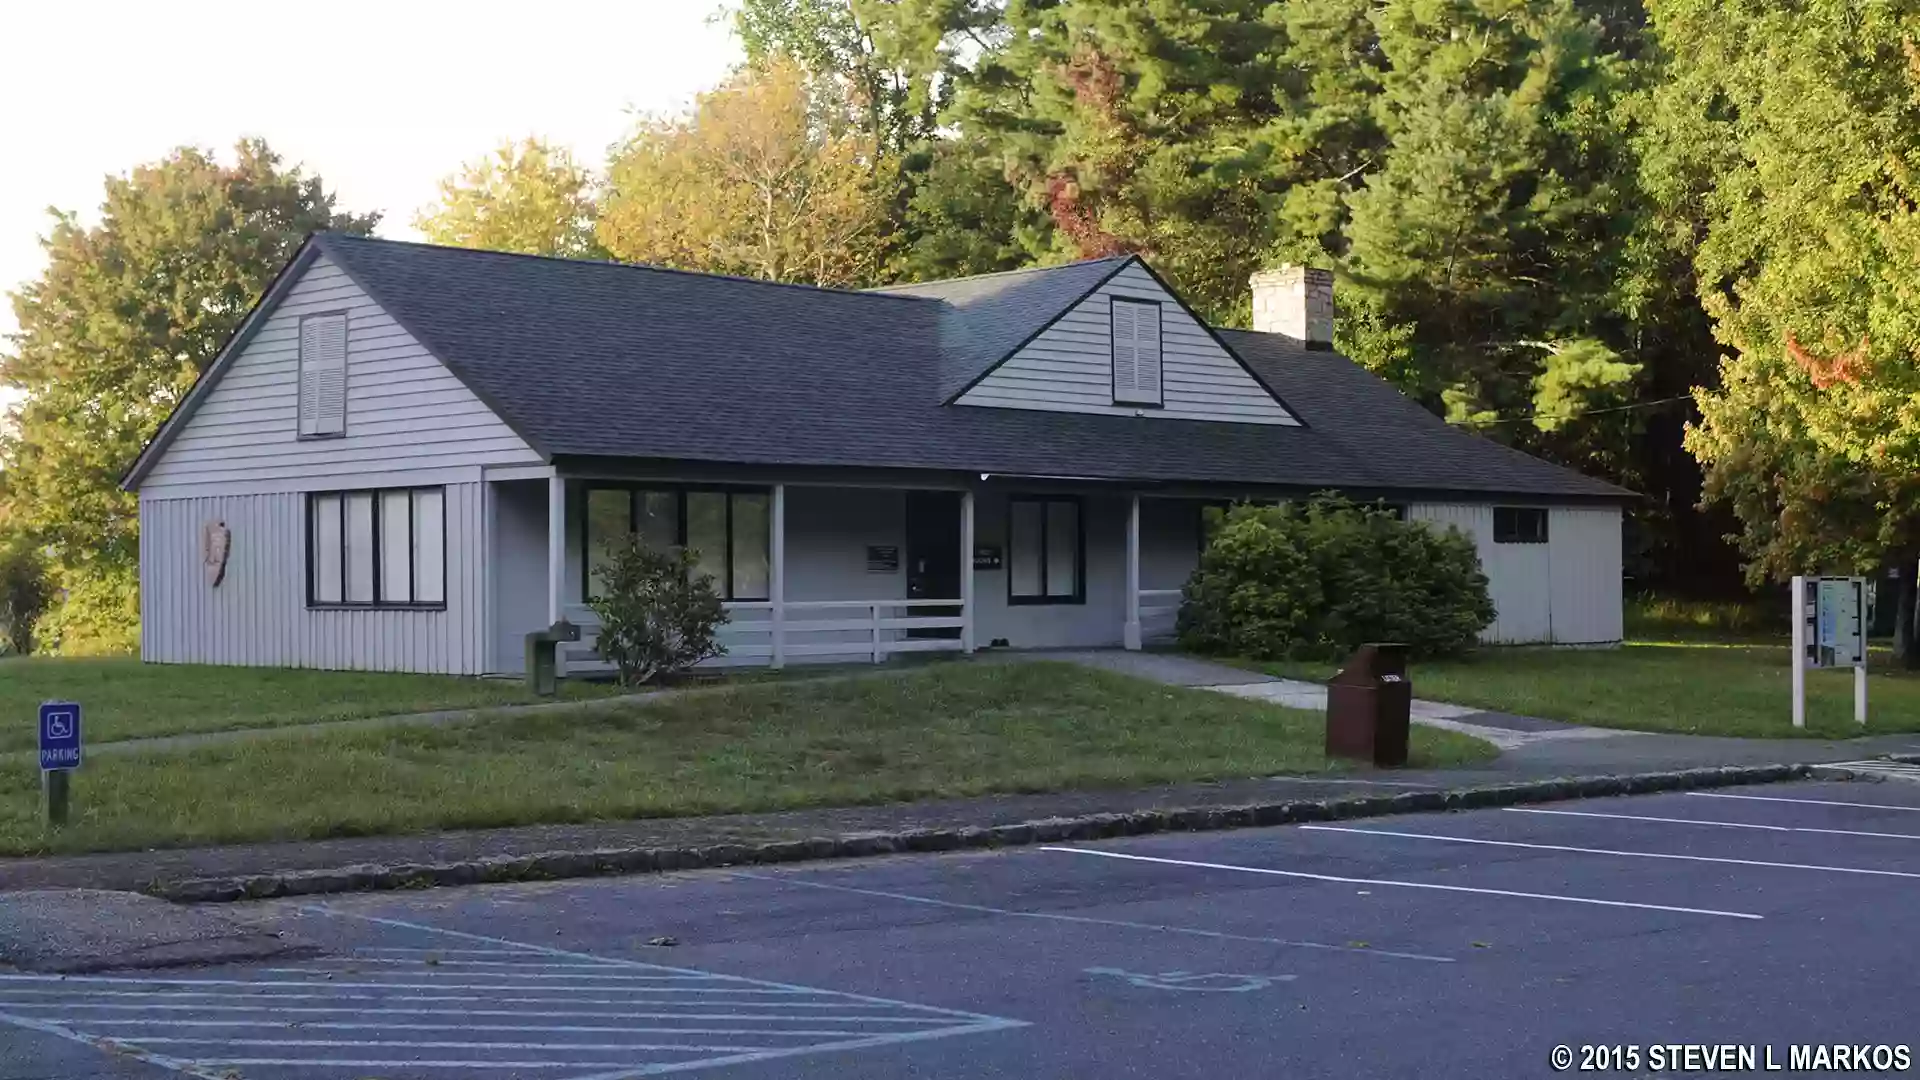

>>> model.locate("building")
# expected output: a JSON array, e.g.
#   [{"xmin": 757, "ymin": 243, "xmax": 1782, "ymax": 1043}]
[{"xmin": 122, "ymin": 234, "xmax": 1631, "ymax": 674}]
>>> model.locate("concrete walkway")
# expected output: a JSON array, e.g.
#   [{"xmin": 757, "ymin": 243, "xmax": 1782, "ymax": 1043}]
[{"xmin": 1046, "ymin": 650, "xmax": 1629, "ymax": 751}]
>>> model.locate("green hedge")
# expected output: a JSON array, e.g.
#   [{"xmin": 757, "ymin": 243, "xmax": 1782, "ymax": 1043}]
[{"xmin": 1177, "ymin": 496, "xmax": 1494, "ymax": 660}]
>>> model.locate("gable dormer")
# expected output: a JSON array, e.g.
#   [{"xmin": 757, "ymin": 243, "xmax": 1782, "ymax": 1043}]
[{"xmin": 952, "ymin": 259, "xmax": 1299, "ymax": 426}]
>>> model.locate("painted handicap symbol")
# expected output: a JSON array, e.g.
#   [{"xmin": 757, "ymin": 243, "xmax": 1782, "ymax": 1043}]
[{"xmin": 1085, "ymin": 967, "xmax": 1296, "ymax": 992}]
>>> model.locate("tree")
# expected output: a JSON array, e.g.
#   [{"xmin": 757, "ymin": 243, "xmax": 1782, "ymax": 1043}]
[
  {"xmin": 1654, "ymin": 0, "xmax": 1920, "ymax": 553},
  {"xmin": 1, "ymin": 139, "xmax": 376, "ymax": 653},
  {"xmin": 597, "ymin": 57, "xmax": 893, "ymax": 286},
  {"xmin": 416, "ymin": 138, "xmax": 600, "ymax": 258},
  {"xmin": 732, "ymin": 0, "xmax": 1001, "ymax": 156}
]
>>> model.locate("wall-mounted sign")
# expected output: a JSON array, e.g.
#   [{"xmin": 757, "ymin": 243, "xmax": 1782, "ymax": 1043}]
[
  {"xmin": 866, "ymin": 545, "xmax": 900, "ymax": 573},
  {"xmin": 973, "ymin": 544, "xmax": 1003, "ymax": 570},
  {"xmin": 201, "ymin": 520, "xmax": 231, "ymax": 587}
]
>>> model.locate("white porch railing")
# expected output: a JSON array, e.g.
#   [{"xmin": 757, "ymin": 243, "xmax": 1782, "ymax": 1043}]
[
  {"xmin": 561, "ymin": 598, "xmax": 967, "ymax": 671},
  {"xmin": 1138, "ymin": 589, "xmax": 1182, "ymax": 643}
]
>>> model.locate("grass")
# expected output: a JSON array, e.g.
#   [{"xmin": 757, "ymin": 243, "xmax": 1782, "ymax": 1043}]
[
  {"xmin": 0, "ymin": 661, "xmax": 1495, "ymax": 857},
  {"xmin": 1623, "ymin": 593, "xmax": 1781, "ymax": 642},
  {"xmin": 1243, "ymin": 641, "xmax": 1920, "ymax": 739},
  {"xmin": 0, "ymin": 657, "xmax": 637, "ymax": 751}
]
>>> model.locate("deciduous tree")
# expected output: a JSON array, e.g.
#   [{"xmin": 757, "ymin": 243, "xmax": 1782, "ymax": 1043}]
[
  {"xmin": 596, "ymin": 57, "xmax": 892, "ymax": 287},
  {"xmin": 416, "ymin": 138, "xmax": 600, "ymax": 258},
  {"xmin": 1, "ymin": 139, "xmax": 375, "ymax": 652}
]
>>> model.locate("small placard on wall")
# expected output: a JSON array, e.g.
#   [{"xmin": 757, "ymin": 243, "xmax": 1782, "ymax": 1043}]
[
  {"xmin": 866, "ymin": 545, "xmax": 900, "ymax": 573},
  {"xmin": 973, "ymin": 544, "xmax": 1003, "ymax": 570}
]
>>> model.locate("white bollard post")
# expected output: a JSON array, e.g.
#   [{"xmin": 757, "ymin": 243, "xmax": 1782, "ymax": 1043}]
[{"xmin": 1856, "ymin": 663, "xmax": 1868, "ymax": 725}]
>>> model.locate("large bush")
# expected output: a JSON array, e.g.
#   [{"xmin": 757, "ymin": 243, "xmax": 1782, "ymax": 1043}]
[
  {"xmin": 1178, "ymin": 496, "xmax": 1494, "ymax": 660},
  {"xmin": 585, "ymin": 537, "xmax": 728, "ymax": 685}
]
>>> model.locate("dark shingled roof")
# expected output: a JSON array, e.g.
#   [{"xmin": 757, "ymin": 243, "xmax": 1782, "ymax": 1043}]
[
  {"xmin": 871, "ymin": 256, "xmax": 1132, "ymax": 399},
  {"xmin": 134, "ymin": 233, "xmax": 1630, "ymax": 500}
]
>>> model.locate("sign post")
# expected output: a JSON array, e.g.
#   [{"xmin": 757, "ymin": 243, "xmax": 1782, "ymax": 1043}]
[
  {"xmin": 1791, "ymin": 576, "xmax": 1868, "ymax": 728},
  {"xmin": 37, "ymin": 701, "xmax": 81, "ymax": 827}
]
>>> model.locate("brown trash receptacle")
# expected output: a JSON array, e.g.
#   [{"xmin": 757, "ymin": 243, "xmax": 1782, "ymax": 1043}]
[{"xmin": 1325, "ymin": 643, "xmax": 1412, "ymax": 767}]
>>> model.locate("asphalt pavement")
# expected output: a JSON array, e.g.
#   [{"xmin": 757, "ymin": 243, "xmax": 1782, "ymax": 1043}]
[{"xmin": 7, "ymin": 779, "xmax": 1920, "ymax": 1079}]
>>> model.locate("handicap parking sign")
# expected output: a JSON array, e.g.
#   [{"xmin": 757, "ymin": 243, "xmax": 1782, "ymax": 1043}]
[{"xmin": 38, "ymin": 702, "xmax": 81, "ymax": 771}]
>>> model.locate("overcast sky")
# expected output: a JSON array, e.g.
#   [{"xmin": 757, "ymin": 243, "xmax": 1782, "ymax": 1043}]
[{"xmin": 0, "ymin": 0, "xmax": 742, "ymax": 392}]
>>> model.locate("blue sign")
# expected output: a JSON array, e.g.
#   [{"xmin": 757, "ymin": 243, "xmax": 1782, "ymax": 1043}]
[{"xmin": 38, "ymin": 701, "xmax": 81, "ymax": 771}]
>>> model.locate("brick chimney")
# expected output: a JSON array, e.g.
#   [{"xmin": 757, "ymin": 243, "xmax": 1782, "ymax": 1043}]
[{"xmin": 1249, "ymin": 265, "xmax": 1335, "ymax": 349}]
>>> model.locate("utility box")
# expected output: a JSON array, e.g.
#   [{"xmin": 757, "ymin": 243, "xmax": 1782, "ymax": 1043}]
[
  {"xmin": 524, "ymin": 619, "xmax": 581, "ymax": 697},
  {"xmin": 1325, "ymin": 643, "xmax": 1412, "ymax": 767}
]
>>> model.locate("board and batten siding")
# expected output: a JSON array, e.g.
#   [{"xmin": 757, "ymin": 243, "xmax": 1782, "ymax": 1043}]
[
  {"xmin": 140, "ymin": 484, "xmax": 488, "ymax": 672},
  {"xmin": 140, "ymin": 253, "xmax": 542, "ymax": 497},
  {"xmin": 1409, "ymin": 503, "xmax": 1623, "ymax": 646},
  {"xmin": 956, "ymin": 264, "xmax": 1299, "ymax": 425}
]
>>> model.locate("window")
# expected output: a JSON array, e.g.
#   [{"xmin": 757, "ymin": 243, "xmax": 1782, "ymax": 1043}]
[
  {"xmin": 1494, "ymin": 506, "xmax": 1549, "ymax": 544},
  {"xmin": 1008, "ymin": 496, "xmax": 1084, "ymax": 604},
  {"xmin": 307, "ymin": 487, "xmax": 444, "ymax": 607},
  {"xmin": 583, "ymin": 486, "xmax": 770, "ymax": 601},
  {"xmin": 298, "ymin": 313, "xmax": 348, "ymax": 437},
  {"xmin": 1111, "ymin": 299, "xmax": 1163, "ymax": 406}
]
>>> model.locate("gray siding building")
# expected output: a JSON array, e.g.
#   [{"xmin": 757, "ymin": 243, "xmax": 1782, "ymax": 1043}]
[{"xmin": 125, "ymin": 235, "xmax": 1631, "ymax": 675}]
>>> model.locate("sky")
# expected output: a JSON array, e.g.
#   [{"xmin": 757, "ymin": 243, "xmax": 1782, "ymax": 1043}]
[{"xmin": 0, "ymin": 0, "xmax": 743, "ymax": 397}]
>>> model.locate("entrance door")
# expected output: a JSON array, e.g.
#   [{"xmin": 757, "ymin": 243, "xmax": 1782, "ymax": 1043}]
[{"xmin": 904, "ymin": 491, "xmax": 962, "ymax": 639}]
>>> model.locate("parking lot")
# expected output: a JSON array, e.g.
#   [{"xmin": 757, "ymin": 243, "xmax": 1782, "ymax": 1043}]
[{"xmin": 7, "ymin": 779, "xmax": 1920, "ymax": 1079}]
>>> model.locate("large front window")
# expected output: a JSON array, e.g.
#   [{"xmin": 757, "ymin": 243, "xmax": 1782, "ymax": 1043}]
[
  {"xmin": 584, "ymin": 486, "xmax": 770, "ymax": 601},
  {"xmin": 307, "ymin": 487, "xmax": 445, "ymax": 608},
  {"xmin": 1008, "ymin": 496, "xmax": 1083, "ymax": 604}
]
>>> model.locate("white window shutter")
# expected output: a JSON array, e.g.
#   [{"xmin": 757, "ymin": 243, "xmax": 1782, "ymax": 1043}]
[
  {"xmin": 299, "ymin": 314, "xmax": 348, "ymax": 437},
  {"xmin": 1111, "ymin": 301, "xmax": 1138, "ymax": 400},
  {"xmin": 1135, "ymin": 302, "xmax": 1162, "ymax": 404}
]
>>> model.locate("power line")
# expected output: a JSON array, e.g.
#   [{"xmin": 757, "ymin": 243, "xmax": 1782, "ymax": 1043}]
[{"xmin": 1452, "ymin": 394, "xmax": 1695, "ymax": 428}]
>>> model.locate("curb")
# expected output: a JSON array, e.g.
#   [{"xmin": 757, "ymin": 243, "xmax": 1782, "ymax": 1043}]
[{"xmin": 146, "ymin": 762, "xmax": 1824, "ymax": 904}]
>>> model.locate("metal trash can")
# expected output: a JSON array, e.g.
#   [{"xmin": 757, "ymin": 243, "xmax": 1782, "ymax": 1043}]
[
  {"xmin": 1325, "ymin": 642, "xmax": 1412, "ymax": 767},
  {"xmin": 524, "ymin": 619, "xmax": 581, "ymax": 697}
]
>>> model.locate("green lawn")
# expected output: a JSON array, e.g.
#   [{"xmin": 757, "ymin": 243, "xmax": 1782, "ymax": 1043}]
[
  {"xmin": 1247, "ymin": 641, "xmax": 1920, "ymax": 739},
  {"xmin": 0, "ymin": 661, "xmax": 1494, "ymax": 856},
  {"xmin": 0, "ymin": 657, "xmax": 631, "ymax": 751}
]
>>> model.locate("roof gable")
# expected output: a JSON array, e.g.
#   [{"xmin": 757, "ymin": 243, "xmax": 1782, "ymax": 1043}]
[
  {"xmin": 126, "ymin": 244, "xmax": 542, "ymax": 491},
  {"xmin": 871, "ymin": 256, "xmax": 1132, "ymax": 399},
  {"xmin": 952, "ymin": 260, "xmax": 1300, "ymax": 426}
]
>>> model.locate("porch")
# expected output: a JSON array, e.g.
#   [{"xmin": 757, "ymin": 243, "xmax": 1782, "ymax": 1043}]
[{"xmin": 484, "ymin": 470, "xmax": 1210, "ymax": 676}]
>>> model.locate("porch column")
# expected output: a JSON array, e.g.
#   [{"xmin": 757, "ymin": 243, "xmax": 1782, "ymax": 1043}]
[
  {"xmin": 548, "ymin": 471, "xmax": 567, "ymax": 676},
  {"xmin": 547, "ymin": 472, "xmax": 567, "ymax": 625},
  {"xmin": 960, "ymin": 489, "xmax": 976, "ymax": 654},
  {"xmin": 770, "ymin": 483, "xmax": 787, "ymax": 669},
  {"xmin": 1124, "ymin": 493, "xmax": 1142, "ymax": 651}
]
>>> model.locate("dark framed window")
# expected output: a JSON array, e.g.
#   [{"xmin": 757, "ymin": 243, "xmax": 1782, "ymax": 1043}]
[
  {"xmin": 1494, "ymin": 506, "xmax": 1549, "ymax": 544},
  {"xmin": 306, "ymin": 487, "xmax": 445, "ymax": 609},
  {"xmin": 1008, "ymin": 496, "xmax": 1085, "ymax": 605},
  {"xmin": 583, "ymin": 485, "xmax": 770, "ymax": 601}
]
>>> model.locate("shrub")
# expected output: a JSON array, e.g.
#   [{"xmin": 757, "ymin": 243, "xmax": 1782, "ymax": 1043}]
[
  {"xmin": 32, "ymin": 565, "xmax": 140, "ymax": 657},
  {"xmin": 0, "ymin": 534, "xmax": 51, "ymax": 656},
  {"xmin": 585, "ymin": 536, "xmax": 728, "ymax": 685},
  {"xmin": 1177, "ymin": 495, "xmax": 1494, "ymax": 660}
]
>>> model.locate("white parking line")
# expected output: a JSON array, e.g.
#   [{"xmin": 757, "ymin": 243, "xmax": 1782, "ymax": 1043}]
[
  {"xmin": 733, "ymin": 870, "xmax": 1456, "ymax": 963},
  {"xmin": 1302, "ymin": 825, "xmax": 1920, "ymax": 879},
  {"xmin": 1505, "ymin": 806, "xmax": 1920, "ymax": 840},
  {"xmin": 0, "ymin": 974, "xmax": 811, "ymax": 995},
  {"xmin": 0, "ymin": 1002, "xmax": 962, "ymax": 1022},
  {"xmin": 142, "ymin": 1037, "xmax": 775, "ymax": 1052},
  {"xmin": 86, "ymin": 1020, "xmax": 889, "ymax": 1037},
  {"xmin": 0, "ymin": 997, "xmax": 958, "ymax": 1016},
  {"xmin": 1690, "ymin": 791, "xmax": 1920, "ymax": 812},
  {"xmin": 1039, "ymin": 847, "xmax": 1762, "ymax": 919}
]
